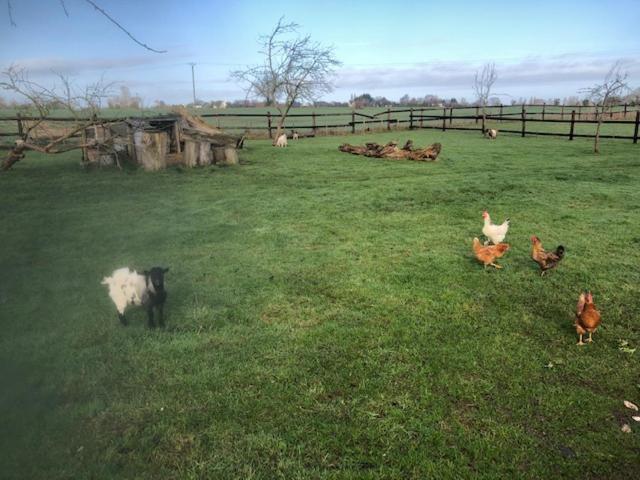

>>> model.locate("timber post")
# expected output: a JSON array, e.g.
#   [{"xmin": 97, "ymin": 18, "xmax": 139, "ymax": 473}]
[
  {"xmin": 561, "ymin": 105, "xmax": 564, "ymax": 120},
  {"xmin": 569, "ymin": 110, "xmax": 576, "ymax": 141},
  {"xmin": 16, "ymin": 113, "xmax": 23, "ymax": 138},
  {"xmin": 312, "ymin": 111, "xmax": 317, "ymax": 136},
  {"xmin": 442, "ymin": 107, "xmax": 446, "ymax": 131},
  {"xmin": 521, "ymin": 106, "xmax": 526, "ymax": 138},
  {"xmin": 267, "ymin": 111, "xmax": 272, "ymax": 139},
  {"xmin": 351, "ymin": 111, "xmax": 355, "ymax": 134},
  {"xmin": 633, "ymin": 110, "xmax": 639, "ymax": 144},
  {"xmin": 409, "ymin": 108, "xmax": 414, "ymax": 130},
  {"xmin": 499, "ymin": 104, "xmax": 503, "ymax": 122},
  {"xmin": 449, "ymin": 107, "xmax": 453, "ymax": 126},
  {"xmin": 475, "ymin": 105, "xmax": 479, "ymax": 124},
  {"xmin": 624, "ymin": 102, "xmax": 628, "ymax": 118},
  {"xmin": 420, "ymin": 108, "xmax": 424, "ymax": 128},
  {"xmin": 387, "ymin": 108, "xmax": 391, "ymax": 131}
]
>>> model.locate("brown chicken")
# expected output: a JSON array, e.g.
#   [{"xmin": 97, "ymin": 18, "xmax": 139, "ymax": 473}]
[
  {"xmin": 575, "ymin": 291, "xmax": 601, "ymax": 345},
  {"xmin": 472, "ymin": 237, "xmax": 510, "ymax": 269},
  {"xmin": 530, "ymin": 235, "xmax": 565, "ymax": 276}
]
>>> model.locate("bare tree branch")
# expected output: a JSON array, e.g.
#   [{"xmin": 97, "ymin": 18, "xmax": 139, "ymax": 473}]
[
  {"xmin": 580, "ymin": 61, "xmax": 630, "ymax": 154},
  {"xmin": 231, "ymin": 17, "xmax": 341, "ymax": 143},
  {"xmin": 473, "ymin": 62, "xmax": 498, "ymax": 128},
  {"xmin": 1, "ymin": 66, "xmax": 116, "ymax": 170},
  {"xmin": 59, "ymin": 0, "xmax": 69, "ymax": 17},
  {"xmin": 7, "ymin": 0, "xmax": 16, "ymax": 26},
  {"xmin": 6, "ymin": 0, "xmax": 166, "ymax": 53},
  {"xmin": 82, "ymin": 0, "xmax": 166, "ymax": 53}
]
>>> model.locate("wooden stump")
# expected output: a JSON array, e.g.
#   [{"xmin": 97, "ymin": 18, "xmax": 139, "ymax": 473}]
[
  {"xmin": 183, "ymin": 140, "xmax": 198, "ymax": 168},
  {"xmin": 134, "ymin": 131, "xmax": 169, "ymax": 171},
  {"xmin": 198, "ymin": 141, "xmax": 212, "ymax": 166}
]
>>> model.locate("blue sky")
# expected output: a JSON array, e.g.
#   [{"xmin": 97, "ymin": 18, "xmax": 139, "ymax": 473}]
[{"xmin": 1, "ymin": 0, "xmax": 639, "ymax": 104}]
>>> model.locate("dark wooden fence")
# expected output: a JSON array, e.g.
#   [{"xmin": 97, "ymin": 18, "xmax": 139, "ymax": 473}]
[{"xmin": 1, "ymin": 103, "xmax": 639, "ymax": 144}]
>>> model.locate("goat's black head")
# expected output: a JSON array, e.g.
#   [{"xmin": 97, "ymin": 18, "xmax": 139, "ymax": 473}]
[{"xmin": 144, "ymin": 267, "xmax": 169, "ymax": 291}]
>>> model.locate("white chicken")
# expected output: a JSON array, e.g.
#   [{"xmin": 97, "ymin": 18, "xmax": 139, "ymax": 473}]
[{"xmin": 482, "ymin": 211, "xmax": 510, "ymax": 245}]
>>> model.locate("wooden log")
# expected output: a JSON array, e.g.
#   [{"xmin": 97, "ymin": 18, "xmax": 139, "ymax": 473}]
[
  {"xmin": 134, "ymin": 131, "xmax": 168, "ymax": 171},
  {"xmin": 183, "ymin": 140, "xmax": 198, "ymax": 167},
  {"xmin": 338, "ymin": 140, "xmax": 441, "ymax": 162},
  {"xmin": 223, "ymin": 147, "xmax": 238, "ymax": 165},
  {"xmin": 198, "ymin": 141, "xmax": 212, "ymax": 166}
]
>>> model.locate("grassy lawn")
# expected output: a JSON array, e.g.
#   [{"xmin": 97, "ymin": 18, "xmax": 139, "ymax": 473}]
[{"xmin": 1, "ymin": 129, "xmax": 639, "ymax": 479}]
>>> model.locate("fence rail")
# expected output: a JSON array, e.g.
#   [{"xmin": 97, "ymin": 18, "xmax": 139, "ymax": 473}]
[{"xmin": 1, "ymin": 104, "xmax": 639, "ymax": 145}]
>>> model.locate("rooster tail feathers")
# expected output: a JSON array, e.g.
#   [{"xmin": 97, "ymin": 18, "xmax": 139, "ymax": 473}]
[{"xmin": 576, "ymin": 292, "xmax": 586, "ymax": 316}]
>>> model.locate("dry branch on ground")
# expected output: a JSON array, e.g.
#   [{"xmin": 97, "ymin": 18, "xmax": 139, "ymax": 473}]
[{"xmin": 338, "ymin": 140, "xmax": 442, "ymax": 161}]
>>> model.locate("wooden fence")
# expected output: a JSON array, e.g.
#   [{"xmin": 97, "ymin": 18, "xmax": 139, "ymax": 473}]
[{"xmin": 1, "ymin": 103, "xmax": 639, "ymax": 144}]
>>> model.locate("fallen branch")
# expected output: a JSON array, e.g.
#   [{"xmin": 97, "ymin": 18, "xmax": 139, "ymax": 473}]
[{"xmin": 338, "ymin": 140, "xmax": 442, "ymax": 161}]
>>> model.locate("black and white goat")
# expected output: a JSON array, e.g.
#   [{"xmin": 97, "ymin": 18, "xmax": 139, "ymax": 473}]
[{"xmin": 102, "ymin": 267, "xmax": 169, "ymax": 328}]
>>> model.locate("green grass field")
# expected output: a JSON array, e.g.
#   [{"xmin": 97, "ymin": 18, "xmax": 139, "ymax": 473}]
[{"xmin": 1, "ymin": 129, "xmax": 639, "ymax": 479}]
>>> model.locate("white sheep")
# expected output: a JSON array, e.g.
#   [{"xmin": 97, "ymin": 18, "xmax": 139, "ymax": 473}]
[
  {"xmin": 292, "ymin": 131, "xmax": 299, "ymax": 140},
  {"xmin": 101, "ymin": 266, "xmax": 169, "ymax": 327},
  {"xmin": 485, "ymin": 128, "xmax": 498, "ymax": 140},
  {"xmin": 275, "ymin": 133, "xmax": 288, "ymax": 147}
]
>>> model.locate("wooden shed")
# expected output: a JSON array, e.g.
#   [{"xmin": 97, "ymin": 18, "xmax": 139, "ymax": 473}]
[{"xmin": 83, "ymin": 110, "xmax": 242, "ymax": 170}]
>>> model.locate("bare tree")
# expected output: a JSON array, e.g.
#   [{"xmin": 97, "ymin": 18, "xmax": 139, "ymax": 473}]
[
  {"xmin": 473, "ymin": 62, "xmax": 498, "ymax": 129},
  {"xmin": 580, "ymin": 61, "xmax": 629, "ymax": 154},
  {"xmin": 231, "ymin": 17, "xmax": 341, "ymax": 143},
  {"xmin": 1, "ymin": 66, "xmax": 115, "ymax": 171},
  {"xmin": 7, "ymin": 0, "xmax": 166, "ymax": 53}
]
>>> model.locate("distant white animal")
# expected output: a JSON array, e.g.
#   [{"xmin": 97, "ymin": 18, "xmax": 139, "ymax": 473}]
[
  {"xmin": 275, "ymin": 133, "xmax": 288, "ymax": 147},
  {"xmin": 292, "ymin": 131, "xmax": 299, "ymax": 140},
  {"xmin": 485, "ymin": 128, "xmax": 498, "ymax": 140}
]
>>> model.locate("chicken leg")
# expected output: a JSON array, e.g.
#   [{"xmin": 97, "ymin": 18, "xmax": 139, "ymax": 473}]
[{"xmin": 577, "ymin": 334, "xmax": 585, "ymax": 346}]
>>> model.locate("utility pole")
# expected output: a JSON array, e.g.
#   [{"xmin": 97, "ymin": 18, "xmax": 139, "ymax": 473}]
[{"xmin": 189, "ymin": 62, "xmax": 197, "ymax": 105}]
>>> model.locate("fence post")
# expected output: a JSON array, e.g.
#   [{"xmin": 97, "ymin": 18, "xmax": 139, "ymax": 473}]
[
  {"xmin": 16, "ymin": 113, "xmax": 23, "ymax": 138},
  {"xmin": 351, "ymin": 111, "xmax": 355, "ymax": 134},
  {"xmin": 499, "ymin": 104, "xmax": 503, "ymax": 122},
  {"xmin": 409, "ymin": 108, "xmax": 414, "ymax": 130},
  {"xmin": 569, "ymin": 110, "xmax": 576, "ymax": 141},
  {"xmin": 312, "ymin": 111, "xmax": 317, "ymax": 136},
  {"xmin": 577, "ymin": 105, "xmax": 581, "ymax": 120},
  {"xmin": 267, "ymin": 111, "xmax": 273, "ymax": 139},
  {"xmin": 475, "ymin": 105, "xmax": 479, "ymax": 124},
  {"xmin": 442, "ymin": 107, "xmax": 446, "ymax": 131},
  {"xmin": 561, "ymin": 105, "xmax": 565, "ymax": 120},
  {"xmin": 420, "ymin": 108, "xmax": 424, "ymax": 128},
  {"xmin": 449, "ymin": 107, "xmax": 453, "ymax": 126},
  {"xmin": 624, "ymin": 103, "xmax": 628, "ymax": 118},
  {"xmin": 633, "ymin": 110, "xmax": 639, "ymax": 144},
  {"xmin": 521, "ymin": 106, "xmax": 526, "ymax": 137},
  {"xmin": 387, "ymin": 108, "xmax": 391, "ymax": 131},
  {"xmin": 542, "ymin": 103, "xmax": 546, "ymax": 121}
]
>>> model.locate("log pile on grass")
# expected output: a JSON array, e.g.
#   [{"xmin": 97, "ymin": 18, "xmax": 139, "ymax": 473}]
[{"xmin": 338, "ymin": 140, "xmax": 442, "ymax": 161}]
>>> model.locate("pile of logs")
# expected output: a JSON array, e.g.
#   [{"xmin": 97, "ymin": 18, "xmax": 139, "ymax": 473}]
[{"xmin": 338, "ymin": 140, "xmax": 441, "ymax": 162}]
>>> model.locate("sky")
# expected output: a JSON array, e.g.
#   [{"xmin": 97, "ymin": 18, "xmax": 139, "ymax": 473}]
[{"xmin": 1, "ymin": 0, "xmax": 639, "ymax": 104}]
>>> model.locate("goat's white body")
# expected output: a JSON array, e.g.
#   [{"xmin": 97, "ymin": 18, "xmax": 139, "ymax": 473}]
[
  {"xmin": 486, "ymin": 129, "xmax": 498, "ymax": 139},
  {"xmin": 102, "ymin": 268, "xmax": 148, "ymax": 314},
  {"xmin": 275, "ymin": 133, "xmax": 288, "ymax": 147},
  {"xmin": 292, "ymin": 132, "xmax": 299, "ymax": 140}
]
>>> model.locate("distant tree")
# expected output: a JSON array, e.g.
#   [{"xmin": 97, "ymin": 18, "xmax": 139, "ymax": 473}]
[
  {"xmin": 553, "ymin": 98, "xmax": 561, "ymax": 106},
  {"xmin": 108, "ymin": 86, "xmax": 141, "ymax": 109},
  {"xmin": 473, "ymin": 62, "xmax": 497, "ymax": 125},
  {"xmin": 624, "ymin": 87, "xmax": 640, "ymax": 106},
  {"xmin": 231, "ymin": 17, "xmax": 341, "ymax": 144},
  {"xmin": 449, "ymin": 98, "xmax": 458, "ymax": 107},
  {"xmin": 580, "ymin": 61, "xmax": 630, "ymax": 153}
]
